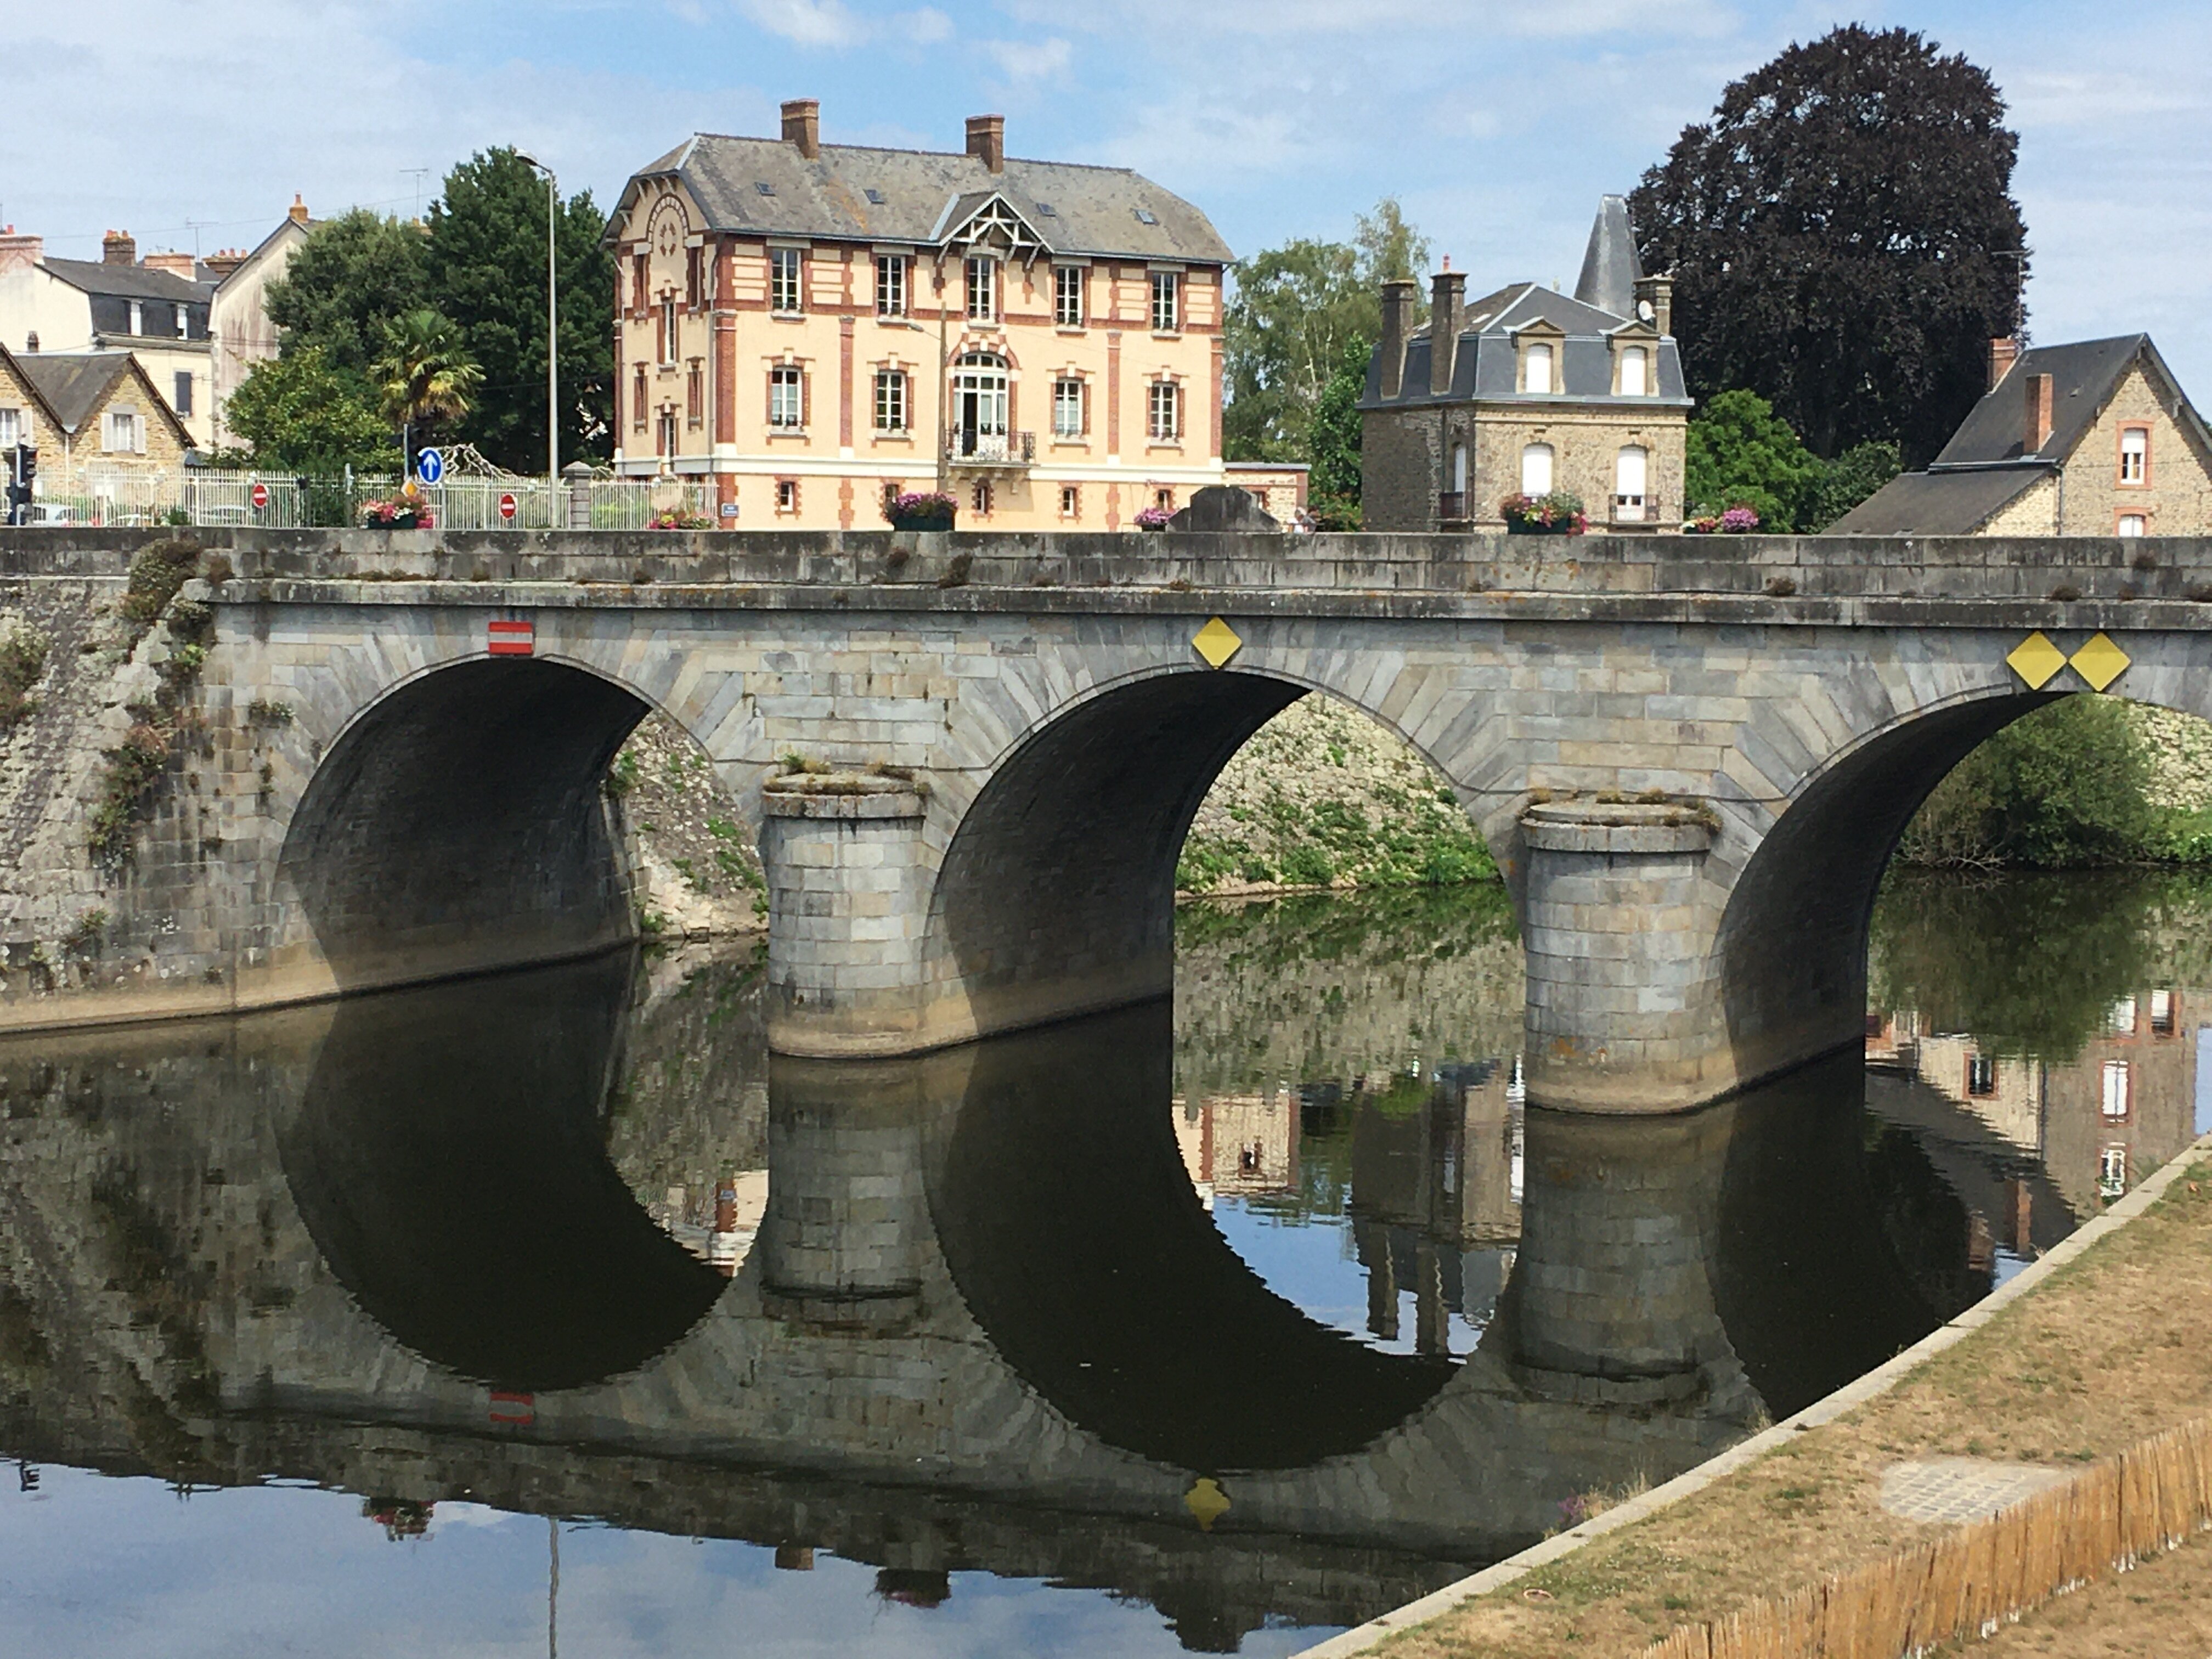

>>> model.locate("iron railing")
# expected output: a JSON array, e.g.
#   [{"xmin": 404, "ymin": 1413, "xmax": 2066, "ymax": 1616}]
[{"xmin": 945, "ymin": 429, "xmax": 1035, "ymax": 467}]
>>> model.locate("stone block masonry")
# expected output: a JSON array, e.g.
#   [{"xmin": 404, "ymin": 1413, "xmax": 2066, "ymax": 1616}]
[{"xmin": 10, "ymin": 526, "xmax": 2212, "ymax": 1111}]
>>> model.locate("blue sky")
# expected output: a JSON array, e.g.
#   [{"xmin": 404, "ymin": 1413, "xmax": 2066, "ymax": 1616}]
[{"xmin": 10, "ymin": 0, "xmax": 2210, "ymax": 396}]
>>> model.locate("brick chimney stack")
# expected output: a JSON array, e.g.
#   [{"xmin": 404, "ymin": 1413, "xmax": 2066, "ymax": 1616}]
[
  {"xmin": 966, "ymin": 114, "xmax": 1005, "ymax": 174},
  {"xmin": 1429, "ymin": 269, "xmax": 1466, "ymax": 397},
  {"xmin": 205, "ymin": 249, "xmax": 248, "ymax": 280},
  {"xmin": 0, "ymin": 227, "xmax": 42, "ymax": 279},
  {"xmin": 1988, "ymin": 336, "xmax": 2020, "ymax": 392},
  {"xmin": 143, "ymin": 251, "xmax": 196, "ymax": 279},
  {"xmin": 288, "ymin": 193, "xmax": 310, "ymax": 225},
  {"xmin": 103, "ymin": 229, "xmax": 136, "ymax": 266},
  {"xmin": 1634, "ymin": 273, "xmax": 1674, "ymax": 338},
  {"xmin": 781, "ymin": 98, "xmax": 821, "ymax": 160},
  {"xmin": 1378, "ymin": 279, "xmax": 1418, "ymax": 399},
  {"xmin": 2025, "ymin": 371, "xmax": 2055, "ymax": 454}
]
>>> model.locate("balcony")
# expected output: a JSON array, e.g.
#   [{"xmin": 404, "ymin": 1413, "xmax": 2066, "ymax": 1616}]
[
  {"xmin": 1610, "ymin": 496, "xmax": 1667, "ymax": 528},
  {"xmin": 1437, "ymin": 491, "xmax": 1468, "ymax": 522},
  {"xmin": 946, "ymin": 429, "xmax": 1035, "ymax": 469}
]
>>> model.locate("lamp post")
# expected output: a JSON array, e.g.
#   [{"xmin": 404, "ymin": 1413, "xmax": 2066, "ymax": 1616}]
[{"xmin": 516, "ymin": 150, "xmax": 558, "ymax": 505}]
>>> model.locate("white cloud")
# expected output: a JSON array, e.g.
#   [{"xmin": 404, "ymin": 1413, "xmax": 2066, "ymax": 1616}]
[
  {"xmin": 736, "ymin": 0, "xmax": 867, "ymax": 47},
  {"xmin": 983, "ymin": 37, "xmax": 1072, "ymax": 81},
  {"xmin": 897, "ymin": 6, "xmax": 955, "ymax": 44}
]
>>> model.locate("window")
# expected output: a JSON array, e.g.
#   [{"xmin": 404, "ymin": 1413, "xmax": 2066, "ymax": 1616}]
[
  {"xmin": 1054, "ymin": 265, "xmax": 1086, "ymax": 328},
  {"xmin": 1154, "ymin": 488, "xmax": 1174, "ymax": 511},
  {"xmin": 128, "ymin": 301, "xmax": 144, "ymax": 336},
  {"xmin": 873, "ymin": 368, "xmax": 908, "ymax": 433},
  {"xmin": 632, "ymin": 366, "xmax": 647, "ymax": 429},
  {"xmin": 2152, "ymin": 989, "xmax": 2177, "ymax": 1035},
  {"xmin": 2119, "ymin": 513, "xmax": 2147, "ymax": 536},
  {"xmin": 656, "ymin": 409, "xmax": 677, "ymax": 459},
  {"xmin": 659, "ymin": 297, "xmax": 676, "ymax": 364},
  {"xmin": 875, "ymin": 255, "xmax": 907, "ymax": 318},
  {"xmin": 971, "ymin": 479, "xmax": 992, "ymax": 515},
  {"xmin": 2110, "ymin": 996, "xmax": 2138, "ymax": 1035},
  {"xmin": 172, "ymin": 372, "xmax": 194, "ymax": 416},
  {"xmin": 1966, "ymin": 1054, "xmax": 1996, "ymax": 1097},
  {"xmin": 775, "ymin": 479, "xmax": 798, "ymax": 514},
  {"xmin": 1059, "ymin": 485, "xmax": 1080, "ymax": 518},
  {"xmin": 2120, "ymin": 426, "xmax": 2148, "ymax": 484},
  {"xmin": 632, "ymin": 252, "xmax": 648, "ymax": 314},
  {"xmin": 1618, "ymin": 345, "xmax": 1647, "ymax": 396},
  {"xmin": 175, "ymin": 306, "xmax": 189, "ymax": 340},
  {"xmin": 769, "ymin": 364, "xmax": 804, "ymax": 428},
  {"xmin": 1452, "ymin": 443, "xmax": 1468, "ymax": 493},
  {"xmin": 2101, "ymin": 1145, "xmax": 2129, "ymax": 1198},
  {"xmin": 101, "ymin": 410, "xmax": 142, "ymax": 453},
  {"xmin": 0, "ymin": 409, "xmax": 19, "ymax": 447},
  {"xmin": 685, "ymin": 245, "xmax": 702, "ymax": 311},
  {"xmin": 770, "ymin": 247, "xmax": 803, "ymax": 314},
  {"xmin": 1147, "ymin": 380, "xmax": 1181, "ymax": 442},
  {"xmin": 1150, "ymin": 270, "xmax": 1180, "ymax": 332},
  {"xmin": 1524, "ymin": 341, "xmax": 1554, "ymax": 394},
  {"xmin": 686, "ymin": 362, "xmax": 703, "ymax": 427},
  {"xmin": 1614, "ymin": 445, "xmax": 1648, "ymax": 518},
  {"xmin": 966, "ymin": 256, "xmax": 997, "ymax": 321},
  {"xmin": 1052, "ymin": 377, "xmax": 1085, "ymax": 439},
  {"xmin": 2102, "ymin": 1059, "xmax": 2132, "ymax": 1120},
  {"xmin": 1520, "ymin": 442, "xmax": 1554, "ymax": 495}
]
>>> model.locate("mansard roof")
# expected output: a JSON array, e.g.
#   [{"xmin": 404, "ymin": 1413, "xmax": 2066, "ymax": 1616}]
[
  {"xmin": 614, "ymin": 134, "xmax": 1232, "ymax": 265},
  {"xmin": 38, "ymin": 256, "xmax": 214, "ymax": 306}
]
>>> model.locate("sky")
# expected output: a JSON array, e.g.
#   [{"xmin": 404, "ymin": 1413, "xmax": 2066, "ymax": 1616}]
[{"xmin": 7, "ymin": 0, "xmax": 2209, "ymax": 396}]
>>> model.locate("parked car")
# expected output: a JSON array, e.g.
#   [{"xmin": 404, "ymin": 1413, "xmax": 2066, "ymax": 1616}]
[{"xmin": 22, "ymin": 502, "xmax": 76, "ymax": 526}]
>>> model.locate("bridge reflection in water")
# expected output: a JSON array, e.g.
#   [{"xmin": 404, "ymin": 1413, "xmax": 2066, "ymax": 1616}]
[{"xmin": 0, "ymin": 911, "xmax": 2108, "ymax": 1653}]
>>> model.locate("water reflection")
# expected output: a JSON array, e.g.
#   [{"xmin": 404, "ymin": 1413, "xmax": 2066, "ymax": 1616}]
[{"xmin": 0, "ymin": 871, "xmax": 2205, "ymax": 1655}]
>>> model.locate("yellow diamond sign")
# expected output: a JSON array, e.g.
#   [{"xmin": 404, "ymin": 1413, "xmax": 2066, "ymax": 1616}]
[
  {"xmin": 2006, "ymin": 631, "xmax": 2067, "ymax": 690},
  {"xmin": 2069, "ymin": 631, "xmax": 2130, "ymax": 693},
  {"xmin": 1185, "ymin": 1477, "xmax": 1231, "ymax": 1532},
  {"xmin": 1192, "ymin": 617, "xmax": 1243, "ymax": 669}
]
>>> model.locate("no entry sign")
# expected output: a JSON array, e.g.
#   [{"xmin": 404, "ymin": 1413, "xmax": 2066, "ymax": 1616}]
[
  {"xmin": 250, "ymin": 482, "xmax": 269, "ymax": 510},
  {"xmin": 498, "ymin": 492, "xmax": 517, "ymax": 522},
  {"xmin": 487, "ymin": 619, "xmax": 534, "ymax": 657}
]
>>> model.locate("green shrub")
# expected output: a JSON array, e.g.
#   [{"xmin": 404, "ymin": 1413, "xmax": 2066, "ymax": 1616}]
[
  {"xmin": 0, "ymin": 623, "xmax": 49, "ymax": 727},
  {"xmin": 1898, "ymin": 696, "xmax": 2158, "ymax": 868}
]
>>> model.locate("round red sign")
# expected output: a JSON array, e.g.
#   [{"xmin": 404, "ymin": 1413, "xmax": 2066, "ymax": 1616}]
[
  {"xmin": 498, "ymin": 492, "xmax": 517, "ymax": 522},
  {"xmin": 250, "ymin": 482, "xmax": 269, "ymax": 510}
]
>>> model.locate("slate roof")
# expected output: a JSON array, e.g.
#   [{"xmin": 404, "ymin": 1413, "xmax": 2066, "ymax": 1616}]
[
  {"xmin": 1821, "ymin": 467, "xmax": 2045, "ymax": 536},
  {"xmin": 1363, "ymin": 282, "xmax": 1691, "ymax": 410},
  {"xmin": 614, "ymin": 135, "xmax": 1232, "ymax": 264},
  {"xmin": 14, "ymin": 352, "xmax": 185, "ymax": 440},
  {"xmin": 38, "ymin": 256, "xmax": 214, "ymax": 305},
  {"xmin": 1936, "ymin": 335, "xmax": 2157, "ymax": 465},
  {"xmin": 1573, "ymin": 195, "xmax": 1643, "ymax": 319}
]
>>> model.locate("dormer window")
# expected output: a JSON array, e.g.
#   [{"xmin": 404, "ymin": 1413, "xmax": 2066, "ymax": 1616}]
[
  {"xmin": 1523, "ymin": 341, "xmax": 1554, "ymax": 395},
  {"xmin": 1617, "ymin": 345, "xmax": 1647, "ymax": 397},
  {"xmin": 128, "ymin": 301, "xmax": 144, "ymax": 336},
  {"xmin": 2120, "ymin": 426, "xmax": 2148, "ymax": 485}
]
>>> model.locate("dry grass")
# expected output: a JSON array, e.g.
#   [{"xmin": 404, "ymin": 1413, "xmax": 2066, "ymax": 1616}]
[{"xmin": 1379, "ymin": 1156, "xmax": 2212, "ymax": 1657}]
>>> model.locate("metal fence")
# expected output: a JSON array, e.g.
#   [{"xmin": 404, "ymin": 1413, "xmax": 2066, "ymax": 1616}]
[{"xmin": 32, "ymin": 468, "xmax": 721, "ymax": 531}]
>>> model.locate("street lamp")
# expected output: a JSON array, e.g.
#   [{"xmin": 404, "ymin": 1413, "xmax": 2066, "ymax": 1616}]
[{"xmin": 515, "ymin": 149, "xmax": 558, "ymax": 499}]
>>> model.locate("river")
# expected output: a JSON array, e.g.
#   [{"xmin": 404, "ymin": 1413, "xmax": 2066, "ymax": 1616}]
[{"xmin": 1, "ymin": 871, "xmax": 2206, "ymax": 1656}]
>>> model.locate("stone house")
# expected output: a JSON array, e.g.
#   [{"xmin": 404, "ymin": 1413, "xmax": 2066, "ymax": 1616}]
[
  {"xmin": 0, "ymin": 342, "xmax": 195, "ymax": 503},
  {"xmin": 1359, "ymin": 198, "xmax": 1692, "ymax": 533},
  {"xmin": 206, "ymin": 198, "xmax": 315, "ymax": 452},
  {"xmin": 1827, "ymin": 336, "xmax": 2212, "ymax": 537},
  {"xmin": 605, "ymin": 100, "xmax": 1235, "ymax": 530},
  {"xmin": 0, "ymin": 227, "xmax": 216, "ymax": 448}
]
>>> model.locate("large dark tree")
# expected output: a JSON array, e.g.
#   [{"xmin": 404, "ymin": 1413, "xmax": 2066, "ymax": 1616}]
[
  {"xmin": 1629, "ymin": 26, "xmax": 2028, "ymax": 464},
  {"xmin": 425, "ymin": 148, "xmax": 616, "ymax": 472}
]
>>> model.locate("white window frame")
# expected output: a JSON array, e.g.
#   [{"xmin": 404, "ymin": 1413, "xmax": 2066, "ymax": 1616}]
[
  {"xmin": 1524, "ymin": 340, "xmax": 1555, "ymax": 395},
  {"xmin": 1520, "ymin": 442, "xmax": 1555, "ymax": 495},
  {"xmin": 2111, "ymin": 996, "xmax": 2138, "ymax": 1034},
  {"xmin": 1618, "ymin": 345, "xmax": 1648, "ymax": 397},
  {"xmin": 128, "ymin": 301, "xmax": 144, "ymax": 336},
  {"xmin": 2101, "ymin": 1059, "xmax": 2131, "ymax": 1120},
  {"xmin": 966, "ymin": 256, "xmax": 998, "ymax": 322},
  {"xmin": 1614, "ymin": 444, "xmax": 1648, "ymax": 518},
  {"xmin": 1052, "ymin": 377, "xmax": 1084, "ymax": 439},
  {"xmin": 874, "ymin": 255, "xmax": 907, "ymax": 319},
  {"xmin": 2120, "ymin": 426, "xmax": 2148, "ymax": 484},
  {"xmin": 770, "ymin": 247, "xmax": 804, "ymax": 315},
  {"xmin": 769, "ymin": 364, "xmax": 804, "ymax": 429},
  {"xmin": 971, "ymin": 479, "xmax": 992, "ymax": 515},
  {"xmin": 1147, "ymin": 380, "xmax": 1181, "ymax": 442},
  {"xmin": 0, "ymin": 408, "xmax": 23, "ymax": 448},
  {"xmin": 873, "ymin": 368, "xmax": 908, "ymax": 433},
  {"xmin": 1059, "ymin": 484, "xmax": 1080, "ymax": 517},
  {"xmin": 1054, "ymin": 265, "xmax": 1086, "ymax": 328},
  {"xmin": 659, "ymin": 296, "xmax": 676, "ymax": 364},
  {"xmin": 101, "ymin": 410, "xmax": 143, "ymax": 454},
  {"xmin": 2151, "ymin": 988, "xmax": 2176, "ymax": 1034},
  {"xmin": 1150, "ymin": 270, "xmax": 1180, "ymax": 333},
  {"xmin": 2101, "ymin": 1144, "xmax": 2128, "ymax": 1197},
  {"xmin": 2119, "ymin": 514, "xmax": 2148, "ymax": 537},
  {"xmin": 775, "ymin": 478, "xmax": 799, "ymax": 514}
]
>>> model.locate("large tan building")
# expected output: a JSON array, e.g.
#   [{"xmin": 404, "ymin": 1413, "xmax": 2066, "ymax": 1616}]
[
  {"xmin": 1359, "ymin": 198, "xmax": 1691, "ymax": 533},
  {"xmin": 606, "ymin": 103, "xmax": 1234, "ymax": 531},
  {"xmin": 1829, "ymin": 335, "xmax": 2212, "ymax": 537}
]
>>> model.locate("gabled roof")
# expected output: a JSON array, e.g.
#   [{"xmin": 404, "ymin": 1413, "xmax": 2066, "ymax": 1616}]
[
  {"xmin": 13, "ymin": 351, "xmax": 194, "ymax": 444},
  {"xmin": 0, "ymin": 342, "xmax": 68, "ymax": 435},
  {"xmin": 37, "ymin": 256, "xmax": 213, "ymax": 305},
  {"xmin": 215, "ymin": 214, "xmax": 315, "ymax": 296},
  {"xmin": 1822, "ymin": 468, "xmax": 2046, "ymax": 535},
  {"xmin": 613, "ymin": 134, "xmax": 1232, "ymax": 264}
]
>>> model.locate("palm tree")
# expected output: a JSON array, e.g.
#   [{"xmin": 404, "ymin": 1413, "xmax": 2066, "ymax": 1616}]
[{"xmin": 371, "ymin": 308, "xmax": 483, "ymax": 475}]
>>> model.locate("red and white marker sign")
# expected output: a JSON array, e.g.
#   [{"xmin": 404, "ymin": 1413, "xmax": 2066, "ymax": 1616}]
[
  {"xmin": 487, "ymin": 618, "xmax": 534, "ymax": 657},
  {"xmin": 250, "ymin": 482, "xmax": 269, "ymax": 510},
  {"xmin": 498, "ymin": 491, "xmax": 517, "ymax": 522}
]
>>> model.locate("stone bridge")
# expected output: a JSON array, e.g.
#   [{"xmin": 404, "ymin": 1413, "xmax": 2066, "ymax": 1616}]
[{"xmin": 5, "ymin": 526, "xmax": 2211, "ymax": 1110}]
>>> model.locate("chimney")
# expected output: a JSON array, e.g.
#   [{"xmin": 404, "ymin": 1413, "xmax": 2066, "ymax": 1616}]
[
  {"xmin": 966, "ymin": 114, "xmax": 1005, "ymax": 174},
  {"xmin": 1988, "ymin": 336, "xmax": 2020, "ymax": 392},
  {"xmin": 781, "ymin": 98, "xmax": 821, "ymax": 160},
  {"xmin": 143, "ymin": 251, "xmax": 196, "ymax": 279},
  {"xmin": 288, "ymin": 193, "xmax": 310, "ymax": 226},
  {"xmin": 1378, "ymin": 279, "xmax": 1418, "ymax": 399},
  {"xmin": 2024, "ymin": 371, "xmax": 2055, "ymax": 453},
  {"xmin": 204, "ymin": 249, "xmax": 247, "ymax": 281},
  {"xmin": 1429, "ymin": 269, "xmax": 1466, "ymax": 397},
  {"xmin": 0, "ymin": 227, "xmax": 42, "ymax": 279},
  {"xmin": 103, "ymin": 229, "xmax": 137, "ymax": 266},
  {"xmin": 1634, "ymin": 273, "xmax": 1674, "ymax": 338}
]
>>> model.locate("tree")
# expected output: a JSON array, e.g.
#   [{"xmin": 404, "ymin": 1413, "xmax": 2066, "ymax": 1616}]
[
  {"xmin": 371, "ymin": 309, "xmax": 483, "ymax": 467},
  {"xmin": 1223, "ymin": 199, "xmax": 1429, "ymax": 462},
  {"xmin": 425, "ymin": 148, "xmax": 617, "ymax": 472},
  {"xmin": 1629, "ymin": 25, "xmax": 2027, "ymax": 464},
  {"xmin": 224, "ymin": 346, "xmax": 397, "ymax": 471},
  {"xmin": 1685, "ymin": 390, "xmax": 1826, "ymax": 529},
  {"xmin": 263, "ymin": 210, "xmax": 430, "ymax": 380},
  {"xmin": 1898, "ymin": 697, "xmax": 2158, "ymax": 869},
  {"xmin": 1306, "ymin": 336, "xmax": 1369, "ymax": 527},
  {"xmin": 1804, "ymin": 439, "xmax": 1903, "ymax": 531}
]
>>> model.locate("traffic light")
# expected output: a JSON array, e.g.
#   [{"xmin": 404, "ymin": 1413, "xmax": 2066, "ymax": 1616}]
[{"xmin": 3, "ymin": 445, "xmax": 32, "ymax": 525}]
